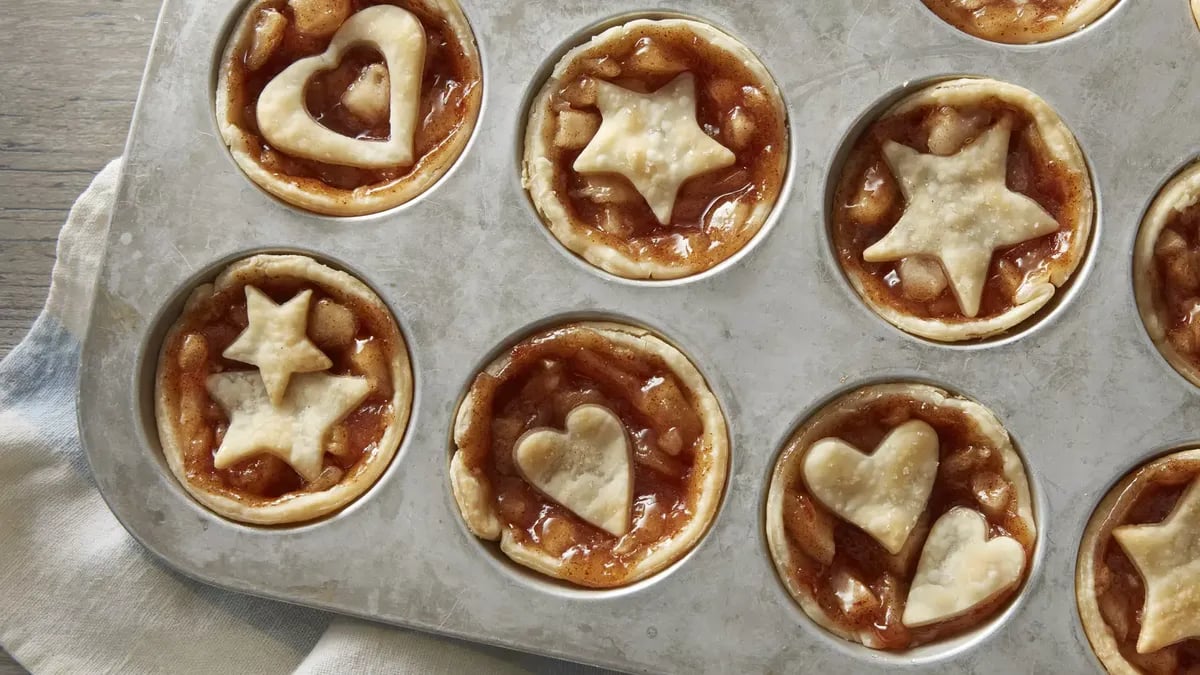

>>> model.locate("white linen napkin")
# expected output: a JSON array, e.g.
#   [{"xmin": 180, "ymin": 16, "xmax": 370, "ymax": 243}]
[{"xmin": 0, "ymin": 160, "xmax": 608, "ymax": 675}]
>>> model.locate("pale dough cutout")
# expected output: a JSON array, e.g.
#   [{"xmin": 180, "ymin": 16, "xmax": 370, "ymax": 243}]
[
  {"xmin": 864, "ymin": 119, "xmax": 1060, "ymax": 318},
  {"xmin": 802, "ymin": 419, "xmax": 939, "ymax": 555},
  {"xmin": 573, "ymin": 72, "xmax": 736, "ymax": 225},
  {"xmin": 256, "ymin": 4, "xmax": 425, "ymax": 168},
  {"xmin": 513, "ymin": 404, "xmax": 633, "ymax": 537},
  {"xmin": 1113, "ymin": 478, "xmax": 1200, "ymax": 653},
  {"xmin": 207, "ymin": 370, "xmax": 370, "ymax": 482},
  {"xmin": 903, "ymin": 507, "xmax": 1025, "ymax": 628},
  {"xmin": 222, "ymin": 286, "xmax": 332, "ymax": 405}
]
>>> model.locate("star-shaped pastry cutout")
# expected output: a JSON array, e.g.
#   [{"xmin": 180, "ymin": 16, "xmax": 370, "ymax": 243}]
[
  {"xmin": 862, "ymin": 119, "xmax": 1059, "ymax": 317},
  {"xmin": 1113, "ymin": 478, "xmax": 1200, "ymax": 654},
  {"xmin": 223, "ymin": 286, "xmax": 332, "ymax": 404},
  {"xmin": 573, "ymin": 72, "xmax": 736, "ymax": 225},
  {"xmin": 207, "ymin": 371, "xmax": 370, "ymax": 482}
]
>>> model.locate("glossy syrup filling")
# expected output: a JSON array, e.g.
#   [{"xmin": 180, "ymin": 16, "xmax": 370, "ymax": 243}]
[
  {"xmin": 921, "ymin": 0, "xmax": 1105, "ymax": 43},
  {"xmin": 1091, "ymin": 460, "xmax": 1200, "ymax": 674},
  {"xmin": 778, "ymin": 397, "xmax": 1034, "ymax": 650},
  {"xmin": 456, "ymin": 326, "xmax": 712, "ymax": 587},
  {"xmin": 833, "ymin": 98, "xmax": 1086, "ymax": 323},
  {"xmin": 223, "ymin": 0, "xmax": 479, "ymax": 191},
  {"xmin": 160, "ymin": 276, "xmax": 396, "ymax": 504},
  {"xmin": 1150, "ymin": 202, "xmax": 1200, "ymax": 365},
  {"xmin": 541, "ymin": 23, "xmax": 786, "ymax": 271}
]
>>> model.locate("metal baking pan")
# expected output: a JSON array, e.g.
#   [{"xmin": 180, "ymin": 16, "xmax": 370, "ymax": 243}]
[{"xmin": 78, "ymin": 0, "xmax": 1200, "ymax": 671}]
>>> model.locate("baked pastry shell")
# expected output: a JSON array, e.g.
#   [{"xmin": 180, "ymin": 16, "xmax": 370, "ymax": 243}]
[
  {"xmin": 214, "ymin": 0, "xmax": 483, "ymax": 217},
  {"xmin": 765, "ymin": 382, "xmax": 1037, "ymax": 649},
  {"xmin": 832, "ymin": 77, "xmax": 1095, "ymax": 343},
  {"xmin": 449, "ymin": 320, "xmax": 730, "ymax": 587},
  {"xmin": 1133, "ymin": 161, "xmax": 1200, "ymax": 388},
  {"xmin": 1075, "ymin": 447, "xmax": 1200, "ymax": 675},
  {"xmin": 154, "ymin": 253, "xmax": 415, "ymax": 525},
  {"xmin": 521, "ymin": 17, "xmax": 789, "ymax": 281}
]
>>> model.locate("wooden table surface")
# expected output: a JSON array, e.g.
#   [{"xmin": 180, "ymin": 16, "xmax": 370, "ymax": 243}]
[
  {"xmin": 1, "ymin": 1, "xmax": 164, "ymax": 670},
  {"xmin": 0, "ymin": 0, "xmax": 161, "ymax": 359}
]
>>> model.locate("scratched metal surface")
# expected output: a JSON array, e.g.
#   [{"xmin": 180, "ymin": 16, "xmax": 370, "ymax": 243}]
[{"xmin": 77, "ymin": 0, "xmax": 1200, "ymax": 672}]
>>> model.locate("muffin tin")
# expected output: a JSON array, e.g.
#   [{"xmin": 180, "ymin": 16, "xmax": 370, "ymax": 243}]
[{"xmin": 77, "ymin": 0, "xmax": 1200, "ymax": 672}]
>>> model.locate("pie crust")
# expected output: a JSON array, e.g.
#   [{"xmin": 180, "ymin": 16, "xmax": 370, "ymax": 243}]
[
  {"xmin": 155, "ymin": 254, "xmax": 413, "ymax": 524},
  {"xmin": 1077, "ymin": 448, "xmax": 1200, "ymax": 675},
  {"xmin": 765, "ymin": 383, "xmax": 1036, "ymax": 650},
  {"xmin": 921, "ymin": 0, "xmax": 1121, "ymax": 44},
  {"xmin": 216, "ymin": 0, "xmax": 482, "ymax": 216},
  {"xmin": 1133, "ymin": 161, "xmax": 1200, "ymax": 388},
  {"xmin": 449, "ymin": 321, "xmax": 729, "ymax": 588},
  {"xmin": 831, "ymin": 77, "xmax": 1094, "ymax": 342},
  {"xmin": 522, "ymin": 18, "xmax": 788, "ymax": 280}
]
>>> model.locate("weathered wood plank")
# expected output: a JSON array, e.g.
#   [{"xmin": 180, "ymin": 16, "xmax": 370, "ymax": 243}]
[{"xmin": 0, "ymin": 0, "xmax": 162, "ymax": 361}]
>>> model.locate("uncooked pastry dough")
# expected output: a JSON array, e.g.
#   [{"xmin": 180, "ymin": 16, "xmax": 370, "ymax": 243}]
[
  {"xmin": 513, "ymin": 404, "xmax": 633, "ymax": 537},
  {"xmin": 1112, "ymin": 478, "xmax": 1200, "ymax": 654},
  {"xmin": 864, "ymin": 119, "xmax": 1059, "ymax": 318},
  {"xmin": 903, "ymin": 507, "xmax": 1025, "ymax": 628},
  {"xmin": 802, "ymin": 419, "xmax": 939, "ymax": 555},
  {"xmin": 573, "ymin": 73, "xmax": 735, "ymax": 225}
]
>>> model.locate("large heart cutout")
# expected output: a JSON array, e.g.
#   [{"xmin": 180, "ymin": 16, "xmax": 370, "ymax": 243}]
[
  {"xmin": 256, "ymin": 5, "xmax": 425, "ymax": 168},
  {"xmin": 802, "ymin": 419, "xmax": 939, "ymax": 555},
  {"xmin": 902, "ymin": 507, "xmax": 1025, "ymax": 627},
  {"xmin": 513, "ymin": 405, "xmax": 633, "ymax": 537}
]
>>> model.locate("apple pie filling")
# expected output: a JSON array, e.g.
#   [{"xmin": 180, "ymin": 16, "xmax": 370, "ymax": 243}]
[
  {"xmin": 1078, "ymin": 450, "xmax": 1200, "ymax": 675},
  {"xmin": 766, "ymin": 384, "xmax": 1036, "ymax": 650},
  {"xmin": 921, "ymin": 0, "xmax": 1121, "ymax": 44},
  {"xmin": 217, "ymin": 0, "xmax": 482, "ymax": 215},
  {"xmin": 450, "ymin": 323, "xmax": 728, "ymax": 588},
  {"xmin": 523, "ymin": 18, "xmax": 788, "ymax": 279},
  {"xmin": 831, "ymin": 78, "xmax": 1093, "ymax": 341},
  {"xmin": 155, "ymin": 255, "xmax": 412, "ymax": 524}
]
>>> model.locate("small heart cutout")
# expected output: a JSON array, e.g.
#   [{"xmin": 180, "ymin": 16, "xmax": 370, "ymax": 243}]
[
  {"xmin": 256, "ymin": 5, "xmax": 425, "ymax": 168},
  {"xmin": 902, "ymin": 507, "xmax": 1025, "ymax": 628},
  {"xmin": 514, "ymin": 405, "xmax": 633, "ymax": 537},
  {"xmin": 802, "ymin": 419, "xmax": 939, "ymax": 555}
]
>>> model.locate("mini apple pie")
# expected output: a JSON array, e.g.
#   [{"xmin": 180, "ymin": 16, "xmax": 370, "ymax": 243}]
[
  {"xmin": 155, "ymin": 254, "xmax": 413, "ymax": 524},
  {"xmin": 765, "ymin": 383, "xmax": 1036, "ymax": 650},
  {"xmin": 1077, "ymin": 449, "xmax": 1200, "ymax": 674},
  {"xmin": 831, "ymin": 78, "xmax": 1093, "ymax": 342},
  {"xmin": 921, "ymin": 0, "xmax": 1120, "ymax": 44},
  {"xmin": 216, "ymin": 0, "xmax": 482, "ymax": 215},
  {"xmin": 449, "ymin": 322, "xmax": 728, "ymax": 587},
  {"xmin": 1134, "ymin": 161, "xmax": 1200, "ymax": 388},
  {"xmin": 522, "ymin": 18, "xmax": 788, "ymax": 280}
]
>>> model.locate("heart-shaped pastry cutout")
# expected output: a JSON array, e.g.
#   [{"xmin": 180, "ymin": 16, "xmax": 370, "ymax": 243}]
[
  {"xmin": 513, "ymin": 404, "xmax": 633, "ymax": 537},
  {"xmin": 256, "ymin": 5, "xmax": 425, "ymax": 168},
  {"xmin": 902, "ymin": 507, "xmax": 1025, "ymax": 627},
  {"xmin": 803, "ymin": 419, "xmax": 939, "ymax": 555}
]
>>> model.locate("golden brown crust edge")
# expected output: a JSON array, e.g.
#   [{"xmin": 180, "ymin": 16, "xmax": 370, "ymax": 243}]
[{"xmin": 154, "ymin": 254, "xmax": 413, "ymax": 525}]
